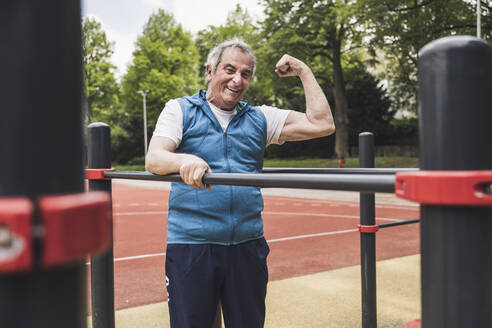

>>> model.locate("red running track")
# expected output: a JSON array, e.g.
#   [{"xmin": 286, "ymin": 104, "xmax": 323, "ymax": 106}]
[{"xmin": 88, "ymin": 183, "xmax": 420, "ymax": 310}]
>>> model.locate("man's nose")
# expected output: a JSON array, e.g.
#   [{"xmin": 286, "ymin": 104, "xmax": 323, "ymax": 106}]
[{"xmin": 232, "ymin": 72, "xmax": 241, "ymax": 84}]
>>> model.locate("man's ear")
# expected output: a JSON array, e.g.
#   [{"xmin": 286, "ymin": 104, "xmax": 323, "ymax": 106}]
[{"xmin": 205, "ymin": 64, "xmax": 213, "ymax": 83}]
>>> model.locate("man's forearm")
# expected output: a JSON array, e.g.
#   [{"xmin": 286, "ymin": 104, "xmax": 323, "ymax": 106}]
[
  {"xmin": 276, "ymin": 55, "xmax": 335, "ymax": 142},
  {"xmin": 146, "ymin": 150, "xmax": 188, "ymax": 175},
  {"xmin": 146, "ymin": 142, "xmax": 211, "ymax": 190}
]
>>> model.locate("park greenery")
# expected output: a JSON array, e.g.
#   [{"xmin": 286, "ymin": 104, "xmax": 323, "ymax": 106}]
[{"xmin": 82, "ymin": 0, "xmax": 491, "ymax": 165}]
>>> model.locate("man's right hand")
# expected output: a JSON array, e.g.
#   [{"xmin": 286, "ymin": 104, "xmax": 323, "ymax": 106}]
[
  {"xmin": 179, "ymin": 155, "xmax": 212, "ymax": 191},
  {"xmin": 146, "ymin": 136, "xmax": 212, "ymax": 191}
]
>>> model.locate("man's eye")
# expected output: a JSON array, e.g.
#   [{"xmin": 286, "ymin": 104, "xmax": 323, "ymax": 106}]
[
  {"xmin": 226, "ymin": 68, "xmax": 235, "ymax": 74},
  {"xmin": 242, "ymin": 73, "xmax": 251, "ymax": 79}
]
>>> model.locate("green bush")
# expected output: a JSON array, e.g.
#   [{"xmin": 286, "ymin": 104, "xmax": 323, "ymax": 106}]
[
  {"xmin": 388, "ymin": 117, "xmax": 419, "ymax": 145},
  {"xmin": 126, "ymin": 156, "xmax": 146, "ymax": 165}
]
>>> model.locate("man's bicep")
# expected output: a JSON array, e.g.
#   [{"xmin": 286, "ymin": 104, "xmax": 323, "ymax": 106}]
[{"xmin": 278, "ymin": 111, "xmax": 317, "ymax": 142}]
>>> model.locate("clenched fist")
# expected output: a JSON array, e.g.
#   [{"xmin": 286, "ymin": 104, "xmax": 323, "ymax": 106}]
[{"xmin": 275, "ymin": 54, "xmax": 310, "ymax": 78}]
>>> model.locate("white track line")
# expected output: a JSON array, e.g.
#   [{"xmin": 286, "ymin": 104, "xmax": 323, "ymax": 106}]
[
  {"xmin": 108, "ymin": 228, "xmax": 360, "ymax": 263},
  {"xmin": 114, "ymin": 210, "xmax": 402, "ymax": 222},
  {"xmin": 108, "ymin": 209, "xmax": 405, "ymax": 263},
  {"xmin": 264, "ymin": 211, "xmax": 401, "ymax": 222},
  {"xmin": 114, "ymin": 211, "xmax": 168, "ymax": 216},
  {"xmin": 114, "ymin": 252, "xmax": 166, "ymax": 262},
  {"xmin": 267, "ymin": 229, "xmax": 358, "ymax": 243}
]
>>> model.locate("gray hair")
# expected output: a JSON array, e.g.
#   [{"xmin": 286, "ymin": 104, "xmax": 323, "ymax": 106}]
[{"xmin": 205, "ymin": 38, "xmax": 256, "ymax": 82}]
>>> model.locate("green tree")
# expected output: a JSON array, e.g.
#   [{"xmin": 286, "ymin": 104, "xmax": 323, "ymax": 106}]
[
  {"xmin": 260, "ymin": 0, "xmax": 367, "ymax": 160},
  {"xmin": 82, "ymin": 17, "xmax": 121, "ymax": 124},
  {"xmin": 120, "ymin": 9, "xmax": 199, "ymax": 163},
  {"xmin": 345, "ymin": 67, "xmax": 395, "ymax": 147},
  {"xmin": 265, "ymin": 62, "xmax": 395, "ymax": 158},
  {"xmin": 361, "ymin": 0, "xmax": 492, "ymax": 113}
]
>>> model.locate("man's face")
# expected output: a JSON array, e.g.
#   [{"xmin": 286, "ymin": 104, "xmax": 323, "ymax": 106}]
[{"xmin": 206, "ymin": 47, "xmax": 253, "ymax": 110}]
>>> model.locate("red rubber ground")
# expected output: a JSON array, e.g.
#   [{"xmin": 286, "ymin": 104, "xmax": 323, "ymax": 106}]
[{"xmin": 87, "ymin": 183, "xmax": 420, "ymax": 311}]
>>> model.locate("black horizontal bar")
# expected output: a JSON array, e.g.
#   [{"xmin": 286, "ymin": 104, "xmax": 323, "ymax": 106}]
[
  {"xmin": 104, "ymin": 171, "xmax": 396, "ymax": 193},
  {"xmin": 379, "ymin": 219, "xmax": 420, "ymax": 229},
  {"xmin": 262, "ymin": 168, "xmax": 418, "ymax": 174}
]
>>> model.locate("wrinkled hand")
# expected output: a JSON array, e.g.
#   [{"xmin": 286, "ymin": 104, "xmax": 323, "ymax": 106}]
[
  {"xmin": 275, "ymin": 54, "xmax": 310, "ymax": 77},
  {"xmin": 179, "ymin": 155, "xmax": 212, "ymax": 191}
]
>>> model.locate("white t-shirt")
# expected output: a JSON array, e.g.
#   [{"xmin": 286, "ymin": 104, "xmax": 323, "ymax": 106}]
[{"xmin": 153, "ymin": 99, "xmax": 291, "ymax": 148}]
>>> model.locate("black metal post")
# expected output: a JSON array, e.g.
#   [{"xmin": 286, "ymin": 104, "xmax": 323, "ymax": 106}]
[
  {"xmin": 88, "ymin": 123, "xmax": 115, "ymax": 328},
  {"xmin": 359, "ymin": 132, "xmax": 377, "ymax": 328},
  {"xmin": 419, "ymin": 36, "xmax": 492, "ymax": 327},
  {"xmin": 0, "ymin": 0, "xmax": 87, "ymax": 327}
]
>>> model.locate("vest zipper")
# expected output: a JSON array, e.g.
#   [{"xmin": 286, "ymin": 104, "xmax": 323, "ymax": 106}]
[
  {"xmin": 223, "ymin": 108, "xmax": 247, "ymax": 244},
  {"xmin": 223, "ymin": 130, "xmax": 235, "ymax": 244}
]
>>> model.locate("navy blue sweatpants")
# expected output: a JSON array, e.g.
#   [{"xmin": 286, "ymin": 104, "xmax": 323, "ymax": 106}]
[{"xmin": 165, "ymin": 237, "xmax": 270, "ymax": 328}]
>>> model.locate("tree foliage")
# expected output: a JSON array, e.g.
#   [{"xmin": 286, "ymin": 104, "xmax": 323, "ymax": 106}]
[
  {"xmin": 119, "ymin": 9, "xmax": 199, "ymax": 162},
  {"xmin": 82, "ymin": 2, "xmax": 492, "ymax": 163},
  {"xmin": 82, "ymin": 17, "xmax": 120, "ymax": 124},
  {"xmin": 259, "ymin": 0, "xmax": 370, "ymax": 159},
  {"xmin": 361, "ymin": 0, "xmax": 492, "ymax": 112},
  {"xmin": 345, "ymin": 67, "xmax": 395, "ymax": 146},
  {"xmin": 82, "ymin": 17, "xmax": 128, "ymax": 164}
]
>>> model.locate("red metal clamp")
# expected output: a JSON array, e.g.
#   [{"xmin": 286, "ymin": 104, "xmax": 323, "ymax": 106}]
[
  {"xmin": 358, "ymin": 224, "xmax": 379, "ymax": 233},
  {"xmin": 86, "ymin": 168, "xmax": 115, "ymax": 180},
  {"xmin": 395, "ymin": 170, "xmax": 492, "ymax": 206},
  {"xmin": 39, "ymin": 192, "xmax": 112, "ymax": 267},
  {"xmin": 0, "ymin": 198, "xmax": 33, "ymax": 273},
  {"xmin": 0, "ymin": 192, "xmax": 111, "ymax": 273}
]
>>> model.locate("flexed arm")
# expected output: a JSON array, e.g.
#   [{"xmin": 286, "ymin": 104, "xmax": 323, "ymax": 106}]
[{"xmin": 275, "ymin": 54, "xmax": 335, "ymax": 142}]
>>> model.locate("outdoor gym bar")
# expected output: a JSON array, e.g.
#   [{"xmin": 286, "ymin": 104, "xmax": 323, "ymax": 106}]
[
  {"xmin": 87, "ymin": 125, "xmax": 416, "ymax": 328},
  {"xmin": 102, "ymin": 170, "xmax": 396, "ymax": 193},
  {"xmin": 86, "ymin": 36, "xmax": 492, "ymax": 328},
  {"xmin": 1, "ymin": 0, "xmax": 492, "ymax": 326}
]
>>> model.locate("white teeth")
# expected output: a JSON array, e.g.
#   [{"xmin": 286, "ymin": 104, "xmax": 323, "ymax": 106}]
[{"xmin": 226, "ymin": 87, "xmax": 240, "ymax": 93}]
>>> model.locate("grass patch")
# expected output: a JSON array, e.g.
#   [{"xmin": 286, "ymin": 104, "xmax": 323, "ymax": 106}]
[
  {"xmin": 114, "ymin": 156, "xmax": 418, "ymax": 172},
  {"xmin": 264, "ymin": 157, "xmax": 418, "ymax": 168},
  {"xmin": 114, "ymin": 164, "xmax": 145, "ymax": 171},
  {"xmin": 373, "ymin": 156, "xmax": 419, "ymax": 168}
]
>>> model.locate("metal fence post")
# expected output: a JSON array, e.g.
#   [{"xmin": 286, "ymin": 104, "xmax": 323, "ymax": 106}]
[
  {"xmin": 359, "ymin": 132, "xmax": 377, "ymax": 328},
  {"xmin": 419, "ymin": 36, "xmax": 492, "ymax": 327},
  {"xmin": 0, "ymin": 0, "xmax": 87, "ymax": 327},
  {"xmin": 88, "ymin": 123, "xmax": 115, "ymax": 328}
]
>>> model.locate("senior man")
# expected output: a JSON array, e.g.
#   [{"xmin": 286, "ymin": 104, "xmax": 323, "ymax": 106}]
[{"xmin": 146, "ymin": 38, "xmax": 335, "ymax": 328}]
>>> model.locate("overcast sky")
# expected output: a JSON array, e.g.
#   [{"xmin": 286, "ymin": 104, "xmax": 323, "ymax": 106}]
[{"xmin": 82, "ymin": 0, "xmax": 265, "ymax": 78}]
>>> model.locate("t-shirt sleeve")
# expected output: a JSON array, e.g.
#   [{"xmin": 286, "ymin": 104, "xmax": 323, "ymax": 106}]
[
  {"xmin": 259, "ymin": 105, "xmax": 292, "ymax": 146},
  {"xmin": 152, "ymin": 99, "xmax": 183, "ymax": 148}
]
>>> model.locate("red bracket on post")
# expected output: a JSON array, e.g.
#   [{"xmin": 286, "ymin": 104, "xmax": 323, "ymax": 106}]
[
  {"xmin": 86, "ymin": 168, "xmax": 115, "ymax": 180},
  {"xmin": 39, "ymin": 192, "xmax": 112, "ymax": 268},
  {"xmin": 358, "ymin": 224, "xmax": 379, "ymax": 233},
  {"xmin": 395, "ymin": 170, "xmax": 492, "ymax": 206},
  {"xmin": 0, "ymin": 198, "xmax": 33, "ymax": 273},
  {"xmin": 0, "ymin": 192, "xmax": 111, "ymax": 273}
]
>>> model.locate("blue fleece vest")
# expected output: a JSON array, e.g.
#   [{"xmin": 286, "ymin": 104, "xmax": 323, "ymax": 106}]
[{"xmin": 167, "ymin": 90, "xmax": 267, "ymax": 245}]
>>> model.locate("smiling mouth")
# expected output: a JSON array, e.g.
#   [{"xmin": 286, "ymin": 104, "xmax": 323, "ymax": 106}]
[{"xmin": 226, "ymin": 86, "xmax": 241, "ymax": 94}]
